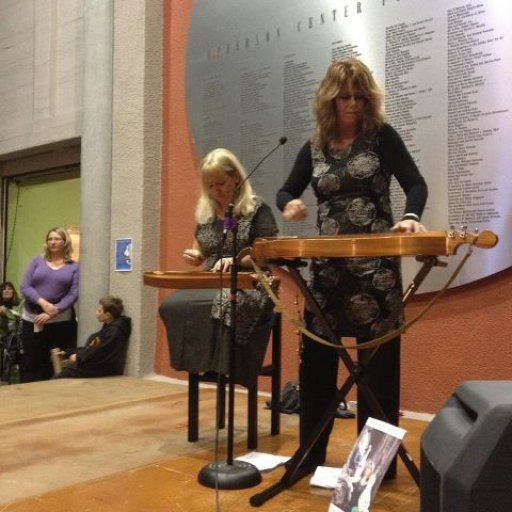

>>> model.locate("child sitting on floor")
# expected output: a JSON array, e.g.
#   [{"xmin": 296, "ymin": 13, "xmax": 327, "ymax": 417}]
[{"xmin": 54, "ymin": 296, "xmax": 131, "ymax": 378}]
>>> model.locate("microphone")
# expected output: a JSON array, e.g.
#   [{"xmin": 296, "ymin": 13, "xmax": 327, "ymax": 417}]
[
  {"xmin": 223, "ymin": 136, "xmax": 287, "ymax": 235},
  {"xmin": 240, "ymin": 136, "xmax": 288, "ymax": 191},
  {"xmin": 223, "ymin": 203, "xmax": 236, "ymax": 233}
]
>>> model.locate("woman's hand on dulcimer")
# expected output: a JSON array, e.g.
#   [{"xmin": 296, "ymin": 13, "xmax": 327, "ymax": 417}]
[
  {"xmin": 391, "ymin": 219, "xmax": 427, "ymax": 233},
  {"xmin": 183, "ymin": 249, "xmax": 205, "ymax": 266}
]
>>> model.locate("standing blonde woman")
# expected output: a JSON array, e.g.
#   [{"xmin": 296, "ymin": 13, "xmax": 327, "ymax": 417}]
[
  {"xmin": 20, "ymin": 227, "xmax": 79, "ymax": 382},
  {"xmin": 159, "ymin": 148, "xmax": 278, "ymax": 387}
]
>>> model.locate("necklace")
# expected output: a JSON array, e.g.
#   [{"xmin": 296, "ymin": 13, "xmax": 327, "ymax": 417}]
[{"xmin": 330, "ymin": 143, "xmax": 352, "ymax": 159}]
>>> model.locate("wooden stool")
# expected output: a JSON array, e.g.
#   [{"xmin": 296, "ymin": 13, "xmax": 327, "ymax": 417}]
[{"xmin": 187, "ymin": 312, "xmax": 282, "ymax": 450}]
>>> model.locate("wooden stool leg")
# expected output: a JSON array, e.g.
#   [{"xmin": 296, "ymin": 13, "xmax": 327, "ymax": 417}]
[
  {"xmin": 188, "ymin": 373, "xmax": 200, "ymax": 442},
  {"xmin": 248, "ymin": 383, "xmax": 258, "ymax": 450},
  {"xmin": 187, "ymin": 313, "xmax": 282, "ymax": 447}
]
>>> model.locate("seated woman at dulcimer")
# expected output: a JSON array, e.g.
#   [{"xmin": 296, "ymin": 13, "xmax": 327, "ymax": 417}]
[{"xmin": 158, "ymin": 148, "xmax": 278, "ymax": 387}]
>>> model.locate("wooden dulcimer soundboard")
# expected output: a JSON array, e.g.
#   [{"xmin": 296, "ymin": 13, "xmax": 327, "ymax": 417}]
[
  {"xmin": 143, "ymin": 270, "xmax": 257, "ymax": 289},
  {"xmin": 250, "ymin": 229, "xmax": 498, "ymax": 260}
]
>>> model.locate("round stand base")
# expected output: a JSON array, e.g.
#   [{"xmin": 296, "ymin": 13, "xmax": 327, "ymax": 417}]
[{"xmin": 198, "ymin": 460, "xmax": 262, "ymax": 490}]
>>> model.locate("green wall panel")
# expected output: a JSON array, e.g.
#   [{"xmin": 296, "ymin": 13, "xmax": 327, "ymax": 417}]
[{"xmin": 4, "ymin": 176, "xmax": 80, "ymax": 291}]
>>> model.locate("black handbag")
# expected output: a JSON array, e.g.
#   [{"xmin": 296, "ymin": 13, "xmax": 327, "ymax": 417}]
[{"xmin": 266, "ymin": 380, "xmax": 300, "ymax": 414}]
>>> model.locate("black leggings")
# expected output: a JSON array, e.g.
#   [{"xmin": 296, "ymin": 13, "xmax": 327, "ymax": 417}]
[
  {"xmin": 20, "ymin": 319, "xmax": 77, "ymax": 382},
  {"xmin": 299, "ymin": 316, "xmax": 400, "ymax": 473}
]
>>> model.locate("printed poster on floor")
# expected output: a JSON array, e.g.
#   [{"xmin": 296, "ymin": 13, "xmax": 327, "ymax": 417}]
[{"xmin": 328, "ymin": 417, "xmax": 407, "ymax": 512}]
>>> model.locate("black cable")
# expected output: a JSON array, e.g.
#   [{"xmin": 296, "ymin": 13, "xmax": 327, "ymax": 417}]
[{"xmin": 5, "ymin": 181, "xmax": 21, "ymax": 268}]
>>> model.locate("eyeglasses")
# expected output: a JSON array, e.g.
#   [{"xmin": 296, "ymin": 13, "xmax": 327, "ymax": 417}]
[
  {"xmin": 336, "ymin": 94, "xmax": 366, "ymax": 102},
  {"xmin": 47, "ymin": 237, "xmax": 64, "ymax": 242}
]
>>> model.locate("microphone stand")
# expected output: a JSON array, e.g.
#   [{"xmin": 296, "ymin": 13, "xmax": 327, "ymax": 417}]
[
  {"xmin": 197, "ymin": 137, "xmax": 287, "ymax": 489},
  {"xmin": 198, "ymin": 204, "xmax": 262, "ymax": 489}
]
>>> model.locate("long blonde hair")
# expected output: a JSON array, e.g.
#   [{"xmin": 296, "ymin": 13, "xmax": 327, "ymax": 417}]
[
  {"xmin": 314, "ymin": 58, "xmax": 385, "ymax": 147},
  {"xmin": 43, "ymin": 227, "xmax": 74, "ymax": 262},
  {"xmin": 195, "ymin": 148, "xmax": 256, "ymax": 224}
]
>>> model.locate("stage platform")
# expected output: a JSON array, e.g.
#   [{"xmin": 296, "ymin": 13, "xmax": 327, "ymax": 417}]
[{"xmin": 0, "ymin": 376, "xmax": 424, "ymax": 511}]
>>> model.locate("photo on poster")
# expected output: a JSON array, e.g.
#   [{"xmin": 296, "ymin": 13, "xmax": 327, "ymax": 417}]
[
  {"xmin": 115, "ymin": 238, "xmax": 133, "ymax": 272},
  {"xmin": 328, "ymin": 417, "xmax": 406, "ymax": 512}
]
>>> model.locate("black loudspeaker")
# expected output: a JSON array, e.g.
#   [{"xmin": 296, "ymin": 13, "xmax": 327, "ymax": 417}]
[{"xmin": 420, "ymin": 381, "xmax": 512, "ymax": 512}]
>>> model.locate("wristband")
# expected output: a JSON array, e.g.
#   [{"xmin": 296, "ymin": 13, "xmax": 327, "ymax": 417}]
[{"xmin": 402, "ymin": 213, "xmax": 420, "ymax": 222}]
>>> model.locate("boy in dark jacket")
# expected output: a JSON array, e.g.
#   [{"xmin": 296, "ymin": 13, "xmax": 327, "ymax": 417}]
[{"xmin": 54, "ymin": 296, "xmax": 131, "ymax": 378}]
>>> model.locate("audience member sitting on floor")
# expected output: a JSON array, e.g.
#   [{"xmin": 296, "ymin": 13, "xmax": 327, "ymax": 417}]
[
  {"xmin": 54, "ymin": 296, "xmax": 131, "ymax": 378},
  {"xmin": 0, "ymin": 281, "xmax": 22, "ymax": 338}
]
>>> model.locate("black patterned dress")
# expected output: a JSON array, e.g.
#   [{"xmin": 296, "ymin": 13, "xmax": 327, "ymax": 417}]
[
  {"xmin": 309, "ymin": 136, "xmax": 404, "ymax": 340},
  {"xmin": 159, "ymin": 197, "xmax": 278, "ymax": 387},
  {"xmin": 276, "ymin": 123, "xmax": 428, "ymax": 469}
]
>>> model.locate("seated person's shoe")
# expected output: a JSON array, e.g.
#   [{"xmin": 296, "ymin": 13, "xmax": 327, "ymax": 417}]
[{"xmin": 335, "ymin": 400, "xmax": 355, "ymax": 419}]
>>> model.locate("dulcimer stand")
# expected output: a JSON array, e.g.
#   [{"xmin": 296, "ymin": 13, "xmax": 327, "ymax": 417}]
[{"xmin": 250, "ymin": 254, "xmax": 445, "ymax": 506}]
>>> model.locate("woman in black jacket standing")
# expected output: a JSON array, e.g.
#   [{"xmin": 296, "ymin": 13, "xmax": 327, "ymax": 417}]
[{"xmin": 276, "ymin": 58, "xmax": 428, "ymax": 476}]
